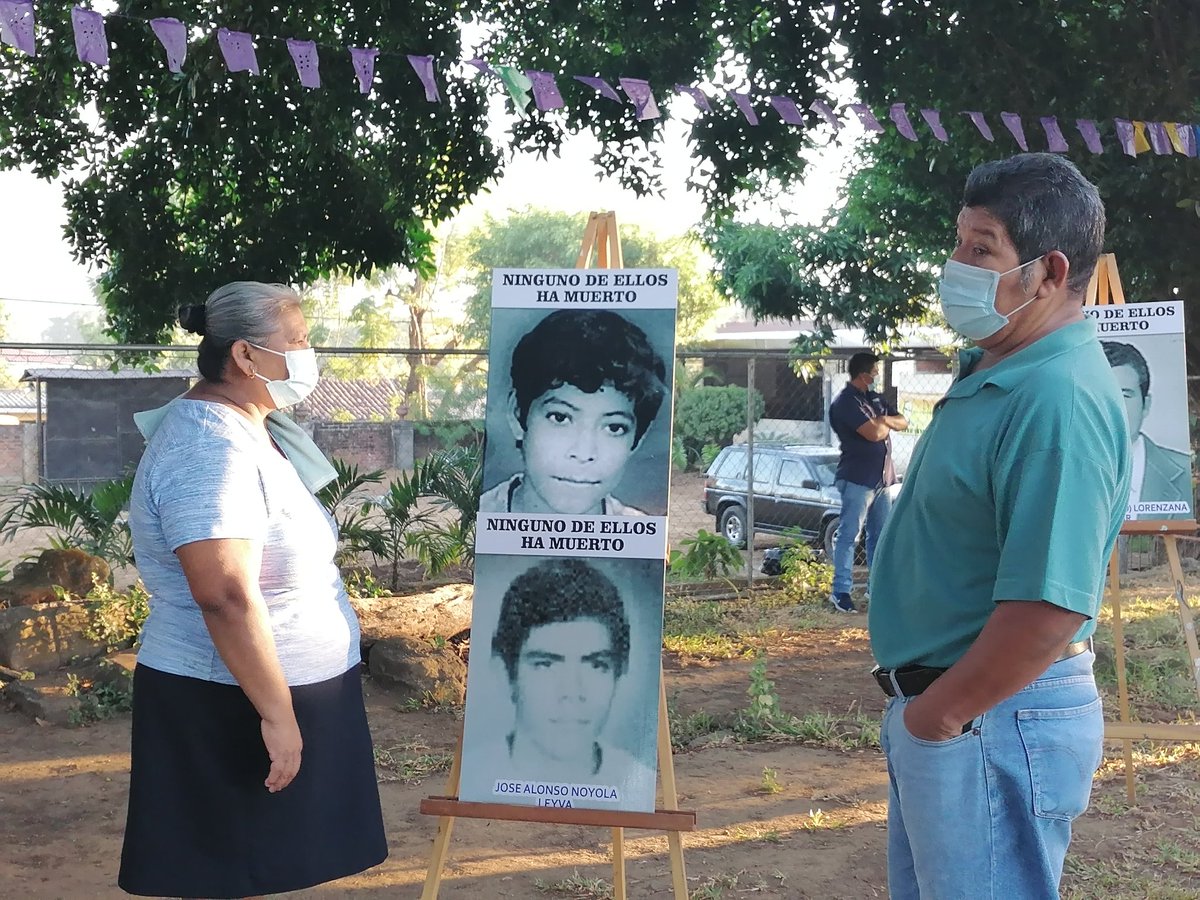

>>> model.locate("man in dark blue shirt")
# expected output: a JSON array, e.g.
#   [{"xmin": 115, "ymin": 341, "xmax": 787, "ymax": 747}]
[{"xmin": 827, "ymin": 352, "xmax": 908, "ymax": 612}]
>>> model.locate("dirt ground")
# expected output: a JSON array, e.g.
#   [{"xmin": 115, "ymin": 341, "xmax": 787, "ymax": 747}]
[{"xmin": 4, "ymin": 576, "xmax": 1200, "ymax": 900}]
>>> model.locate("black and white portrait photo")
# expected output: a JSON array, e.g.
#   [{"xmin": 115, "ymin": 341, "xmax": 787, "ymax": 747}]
[
  {"xmin": 479, "ymin": 303, "xmax": 677, "ymax": 518},
  {"xmin": 1088, "ymin": 301, "xmax": 1194, "ymax": 520},
  {"xmin": 458, "ymin": 554, "xmax": 665, "ymax": 813}
]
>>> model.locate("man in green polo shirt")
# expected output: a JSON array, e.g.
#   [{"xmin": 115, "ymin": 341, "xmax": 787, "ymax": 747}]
[{"xmin": 868, "ymin": 153, "xmax": 1130, "ymax": 900}]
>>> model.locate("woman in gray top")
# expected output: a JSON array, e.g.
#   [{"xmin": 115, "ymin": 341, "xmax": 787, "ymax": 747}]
[{"xmin": 118, "ymin": 282, "xmax": 386, "ymax": 898}]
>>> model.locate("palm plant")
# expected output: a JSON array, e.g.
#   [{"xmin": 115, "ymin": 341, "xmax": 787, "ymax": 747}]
[
  {"xmin": 316, "ymin": 459, "xmax": 388, "ymax": 561},
  {"xmin": 0, "ymin": 476, "xmax": 135, "ymax": 567},
  {"xmin": 317, "ymin": 448, "xmax": 482, "ymax": 589}
]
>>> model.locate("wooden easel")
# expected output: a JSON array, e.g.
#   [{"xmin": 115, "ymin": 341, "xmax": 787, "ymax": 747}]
[
  {"xmin": 1087, "ymin": 253, "xmax": 1200, "ymax": 803},
  {"xmin": 418, "ymin": 211, "xmax": 695, "ymax": 898}
]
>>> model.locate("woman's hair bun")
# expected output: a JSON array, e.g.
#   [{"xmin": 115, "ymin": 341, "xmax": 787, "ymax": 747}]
[{"xmin": 178, "ymin": 304, "xmax": 207, "ymax": 336}]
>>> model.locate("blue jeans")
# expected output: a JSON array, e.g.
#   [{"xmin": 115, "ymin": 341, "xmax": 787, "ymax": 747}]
[
  {"xmin": 832, "ymin": 479, "xmax": 892, "ymax": 595},
  {"xmin": 880, "ymin": 651, "xmax": 1103, "ymax": 899}
]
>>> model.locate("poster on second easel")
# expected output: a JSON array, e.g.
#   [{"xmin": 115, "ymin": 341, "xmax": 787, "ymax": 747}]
[
  {"xmin": 460, "ymin": 267, "xmax": 678, "ymax": 814},
  {"xmin": 1083, "ymin": 300, "xmax": 1194, "ymax": 520}
]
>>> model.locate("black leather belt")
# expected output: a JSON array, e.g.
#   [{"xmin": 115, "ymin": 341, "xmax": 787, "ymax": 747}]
[{"xmin": 872, "ymin": 639, "xmax": 1093, "ymax": 699}]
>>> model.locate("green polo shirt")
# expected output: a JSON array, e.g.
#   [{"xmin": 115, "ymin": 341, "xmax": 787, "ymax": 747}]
[{"xmin": 869, "ymin": 318, "xmax": 1131, "ymax": 669}]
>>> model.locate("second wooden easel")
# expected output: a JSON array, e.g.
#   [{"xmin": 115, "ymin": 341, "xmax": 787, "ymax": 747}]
[
  {"xmin": 418, "ymin": 211, "xmax": 695, "ymax": 898},
  {"xmin": 1086, "ymin": 253, "xmax": 1200, "ymax": 803}
]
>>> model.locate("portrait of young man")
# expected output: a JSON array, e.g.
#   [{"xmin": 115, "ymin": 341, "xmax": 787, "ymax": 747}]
[
  {"xmin": 479, "ymin": 308, "xmax": 673, "ymax": 517},
  {"xmin": 1102, "ymin": 339, "xmax": 1192, "ymax": 519},
  {"xmin": 458, "ymin": 555, "xmax": 662, "ymax": 813}
]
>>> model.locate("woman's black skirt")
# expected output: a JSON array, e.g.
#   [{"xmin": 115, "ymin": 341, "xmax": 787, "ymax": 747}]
[{"xmin": 118, "ymin": 663, "xmax": 388, "ymax": 898}]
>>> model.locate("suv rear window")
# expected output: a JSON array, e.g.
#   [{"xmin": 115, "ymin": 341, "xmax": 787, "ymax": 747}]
[{"xmin": 711, "ymin": 448, "xmax": 746, "ymax": 479}]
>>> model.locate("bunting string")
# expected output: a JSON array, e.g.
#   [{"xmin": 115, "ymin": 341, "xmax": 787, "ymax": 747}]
[{"xmin": 0, "ymin": 2, "xmax": 1198, "ymax": 159}]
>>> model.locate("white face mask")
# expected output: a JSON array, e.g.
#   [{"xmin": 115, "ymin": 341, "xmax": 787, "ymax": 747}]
[
  {"xmin": 938, "ymin": 257, "xmax": 1041, "ymax": 341},
  {"xmin": 248, "ymin": 344, "xmax": 319, "ymax": 408}
]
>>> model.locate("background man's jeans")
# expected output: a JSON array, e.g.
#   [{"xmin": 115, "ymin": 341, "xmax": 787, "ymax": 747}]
[
  {"xmin": 832, "ymin": 479, "xmax": 892, "ymax": 595},
  {"xmin": 880, "ymin": 651, "xmax": 1103, "ymax": 899}
]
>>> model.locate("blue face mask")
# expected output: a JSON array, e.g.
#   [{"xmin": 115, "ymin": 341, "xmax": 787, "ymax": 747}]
[{"xmin": 938, "ymin": 258, "xmax": 1041, "ymax": 341}]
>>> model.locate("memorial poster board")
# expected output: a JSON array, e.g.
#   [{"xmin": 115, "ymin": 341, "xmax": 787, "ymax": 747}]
[{"xmin": 459, "ymin": 268, "xmax": 678, "ymax": 814}]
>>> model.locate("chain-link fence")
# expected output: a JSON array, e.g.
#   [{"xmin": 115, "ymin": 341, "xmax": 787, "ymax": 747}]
[{"xmin": 0, "ymin": 341, "xmax": 1193, "ymax": 584}]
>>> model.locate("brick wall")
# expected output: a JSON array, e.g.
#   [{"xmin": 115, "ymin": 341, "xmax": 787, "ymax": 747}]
[
  {"xmin": 0, "ymin": 424, "xmax": 25, "ymax": 484},
  {"xmin": 311, "ymin": 422, "xmax": 415, "ymax": 472}
]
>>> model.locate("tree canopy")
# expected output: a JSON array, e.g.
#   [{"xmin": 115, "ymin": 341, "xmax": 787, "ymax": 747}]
[
  {"xmin": 6, "ymin": 0, "xmax": 1198, "ymax": 353},
  {"xmin": 1, "ymin": 1, "xmax": 497, "ymax": 341},
  {"xmin": 714, "ymin": 1, "xmax": 1200, "ymax": 352},
  {"xmin": 456, "ymin": 207, "xmax": 729, "ymax": 348}
]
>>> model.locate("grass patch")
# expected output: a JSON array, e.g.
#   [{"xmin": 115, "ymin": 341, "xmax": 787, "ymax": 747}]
[
  {"xmin": 667, "ymin": 702, "xmax": 725, "ymax": 750},
  {"xmin": 757, "ymin": 766, "xmax": 783, "ymax": 795},
  {"xmin": 533, "ymin": 872, "xmax": 612, "ymax": 899},
  {"xmin": 689, "ymin": 871, "xmax": 755, "ymax": 899},
  {"xmin": 662, "ymin": 591, "xmax": 848, "ymax": 661},
  {"xmin": 1093, "ymin": 589, "xmax": 1200, "ymax": 717},
  {"xmin": 372, "ymin": 740, "xmax": 453, "ymax": 784},
  {"xmin": 1062, "ymin": 855, "xmax": 1200, "ymax": 899}
]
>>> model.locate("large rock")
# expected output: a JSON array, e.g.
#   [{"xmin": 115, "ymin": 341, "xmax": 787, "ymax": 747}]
[
  {"xmin": 368, "ymin": 635, "xmax": 467, "ymax": 706},
  {"xmin": 0, "ymin": 548, "xmax": 110, "ymax": 608},
  {"xmin": 0, "ymin": 601, "xmax": 107, "ymax": 673},
  {"xmin": 351, "ymin": 583, "xmax": 473, "ymax": 653}
]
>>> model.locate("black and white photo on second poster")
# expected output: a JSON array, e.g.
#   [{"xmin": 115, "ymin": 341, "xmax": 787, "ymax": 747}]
[
  {"xmin": 458, "ymin": 553, "xmax": 664, "ymax": 813},
  {"xmin": 1084, "ymin": 300, "xmax": 1194, "ymax": 519},
  {"xmin": 479, "ymin": 270, "xmax": 678, "ymax": 519}
]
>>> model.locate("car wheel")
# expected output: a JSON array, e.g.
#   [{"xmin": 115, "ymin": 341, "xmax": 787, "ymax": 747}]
[
  {"xmin": 719, "ymin": 505, "xmax": 747, "ymax": 549},
  {"xmin": 822, "ymin": 517, "xmax": 839, "ymax": 559},
  {"xmin": 824, "ymin": 516, "xmax": 868, "ymax": 565}
]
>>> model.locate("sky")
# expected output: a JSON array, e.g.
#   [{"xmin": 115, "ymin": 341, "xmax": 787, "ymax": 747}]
[{"xmin": 0, "ymin": 75, "xmax": 854, "ymax": 343}]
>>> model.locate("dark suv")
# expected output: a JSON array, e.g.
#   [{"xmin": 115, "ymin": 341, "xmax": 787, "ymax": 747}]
[{"xmin": 703, "ymin": 444, "xmax": 844, "ymax": 555}]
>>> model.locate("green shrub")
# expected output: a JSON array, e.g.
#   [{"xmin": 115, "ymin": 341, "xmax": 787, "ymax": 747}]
[
  {"xmin": 673, "ymin": 385, "xmax": 765, "ymax": 471},
  {"xmin": 81, "ymin": 578, "xmax": 150, "ymax": 650},
  {"xmin": 779, "ymin": 544, "xmax": 833, "ymax": 604},
  {"xmin": 669, "ymin": 529, "xmax": 744, "ymax": 581}
]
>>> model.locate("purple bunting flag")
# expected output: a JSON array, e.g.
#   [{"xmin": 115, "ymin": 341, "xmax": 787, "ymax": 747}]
[
  {"xmin": 1075, "ymin": 119, "xmax": 1103, "ymax": 154},
  {"xmin": 1113, "ymin": 119, "xmax": 1137, "ymax": 157},
  {"xmin": 1040, "ymin": 116, "xmax": 1068, "ymax": 152},
  {"xmin": 963, "ymin": 111, "xmax": 994, "ymax": 142},
  {"xmin": 0, "ymin": 0, "xmax": 36, "ymax": 57},
  {"xmin": 769, "ymin": 95, "xmax": 804, "ymax": 126},
  {"xmin": 809, "ymin": 100, "xmax": 840, "ymax": 130},
  {"xmin": 217, "ymin": 28, "xmax": 259, "ymax": 75},
  {"xmin": 71, "ymin": 6, "xmax": 108, "ymax": 67},
  {"xmin": 848, "ymin": 104, "xmax": 884, "ymax": 133},
  {"xmin": 1000, "ymin": 112, "xmax": 1028, "ymax": 150},
  {"xmin": 526, "ymin": 71, "xmax": 565, "ymax": 111},
  {"xmin": 1146, "ymin": 122, "xmax": 1172, "ymax": 155},
  {"xmin": 920, "ymin": 109, "xmax": 949, "ymax": 142},
  {"xmin": 149, "ymin": 17, "xmax": 186, "ymax": 73},
  {"xmin": 730, "ymin": 91, "xmax": 759, "ymax": 125},
  {"xmin": 674, "ymin": 84, "xmax": 712, "ymax": 113},
  {"xmin": 349, "ymin": 48, "xmax": 378, "ymax": 95},
  {"xmin": 286, "ymin": 38, "xmax": 320, "ymax": 89},
  {"xmin": 465, "ymin": 58, "xmax": 494, "ymax": 77},
  {"xmin": 619, "ymin": 78, "xmax": 660, "ymax": 121},
  {"xmin": 1178, "ymin": 125, "xmax": 1197, "ymax": 158},
  {"xmin": 407, "ymin": 55, "xmax": 440, "ymax": 103},
  {"xmin": 574, "ymin": 75, "xmax": 621, "ymax": 102},
  {"xmin": 889, "ymin": 103, "xmax": 918, "ymax": 141}
]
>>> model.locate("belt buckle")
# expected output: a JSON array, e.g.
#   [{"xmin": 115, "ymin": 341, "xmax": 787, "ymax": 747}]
[{"xmin": 871, "ymin": 665, "xmax": 905, "ymax": 698}]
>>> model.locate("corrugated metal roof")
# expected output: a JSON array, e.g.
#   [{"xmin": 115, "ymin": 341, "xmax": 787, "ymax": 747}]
[
  {"xmin": 296, "ymin": 378, "xmax": 408, "ymax": 422},
  {"xmin": 20, "ymin": 368, "xmax": 195, "ymax": 382},
  {"xmin": 0, "ymin": 388, "xmax": 36, "ymax": 411}
]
